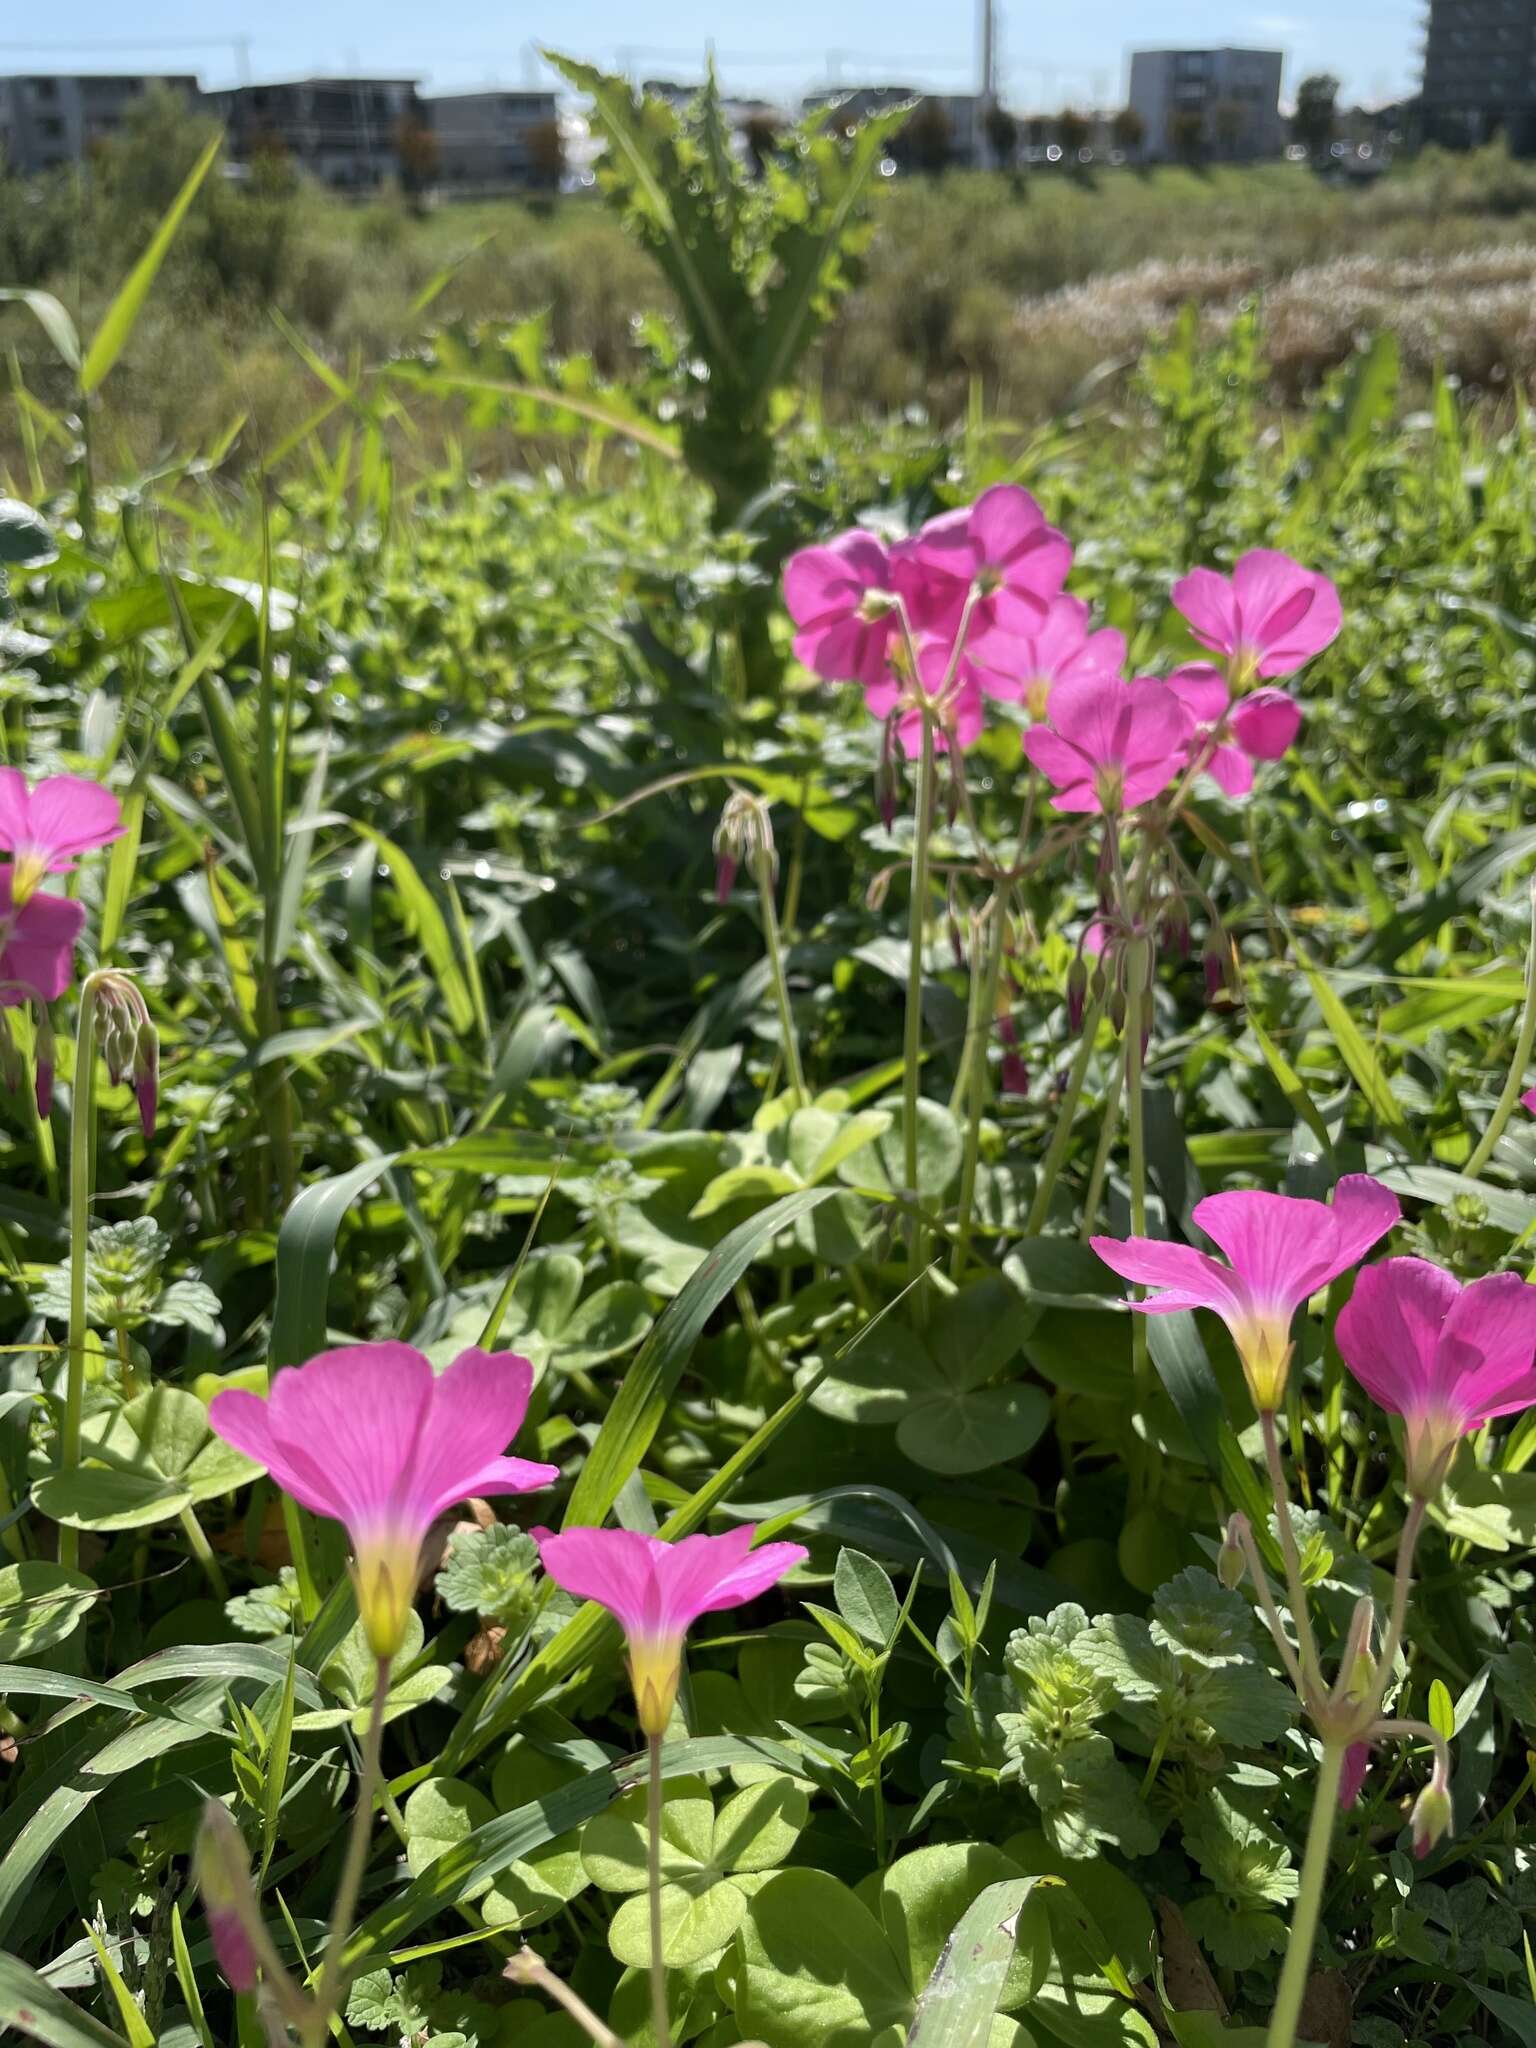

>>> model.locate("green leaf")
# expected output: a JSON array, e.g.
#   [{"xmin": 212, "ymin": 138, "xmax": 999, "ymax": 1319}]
[
  {"xmin": 0, "ymin": 1563, "xmax": 96, "ymax": 1661},
  {"xmin": 560, "ymin": 1185, "xmax": 836, "ymax": 1530},
  {"xmin": 1301, "ymin": 963, "xmax": 1408, "ymax": 1138},
  {"xmin": 874, "ymin": 1845, "xmax": 1043, "ymax": 2013},
  {"xmin": 1151, "ymin": 1569, "xmax": 1260, "ymax": 1669},
  {"xmin": 354, "ymin": 826, "xmax": 477, "ymax": 1037},
  {"xmin": 834, "ymin": 1548, "xmax": 901, "ymax": 1647},
  {"xmin": 906, "ymin": 1877, "xmax": 1048, "ymax": 2048},
  {"xmin": 838, "ymin": 1098, "xmax": 963, "ymax": 1204},
  {"xmin": 270, "ymin": 1155, "xmax": 401, "ymax": 1371},
  {"xmin": 0, "ymin": 1952, "xmax": 131, "ymax": 2048},
  {"xmin": 0, "ymin": 499, "xmax": 57, "ymax": 567},
  {"xmin": 690, "ymin": 1164, "xmax": 802, "ymax": 1219},
  {"xmin": 0, "ymin": 291, "xmax": 81, "ymax": 374},
  {"xmin": 897, "ymin": 1384, "xmax": 1050, "ymax": 1479},
  {"xmin": 81, "ymin": 133, "xmax": 221, "ymax": 393},
  {"xmin": 731, "ymin": 1868, "xmax": 914, "ymax": 2048}
]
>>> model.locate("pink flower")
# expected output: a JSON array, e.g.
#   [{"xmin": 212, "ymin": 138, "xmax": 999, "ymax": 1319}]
[
  {"xmin": 866, "ymin": 637, "xmax": 985, "ymax": 758},
  {"xmin": 1334, "ymin": 1258, "xmax": 1536, "ymax": 1498},
  {"xmin": 210, "ymin": 1344, "xmax": 558, "ymax": 1657},
  {"xmin": 536, "ymin": 1523, "xmax": 808, "ymax": 1735},
  {"xmin": 0, "ymin": 771, "xmax": 123, "ymax": 906},
  {"xmin": 903, "ymin": 485, "xmax": 1071, "ymax": 644},
  {"xmin": 1523, "ymin": 1087, "xmax": 1536, "ymax": 1115},
  {"xmin": 1091, "ymin": 1175, "xmax": 1401, "ymax": 1411},
  {"xmin": 1168, "ymin": 664, "xmax": 1303, "ymax": 795},
  {"xmin": 972, "ymin": 594, "xmax": 1126, "ymax": 719},
  {"xmin": 1172, "ymin": 548, "xmax": 1342, "ymax": 684},
  {"xmin": 1022, "ymin": 676, "xmax": 1192, "ymax": 814},
  {"xmin": 784, "ymin": 531, "xmax": 899, "ymax": 687},
  {"xmin": 0, "ymin": 875, "xmax": 85, "ymax": 1005}
]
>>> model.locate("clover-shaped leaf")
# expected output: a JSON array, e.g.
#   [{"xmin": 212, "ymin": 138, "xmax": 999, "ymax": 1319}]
[
  {"xmin": 582, "ymin": 1772, "xmax": 807, "ymax": 1967},
  {"xmin": 32, "ymin": 1384, "xmax": 260, "ymax": 1530},
  {"xmin": 485, "ymin": 1736, "xmax": 594, "ymax": 1929},
  {"xmin": 0, "ymin": 1560, "xmax": 97, "ymax": 1660}
]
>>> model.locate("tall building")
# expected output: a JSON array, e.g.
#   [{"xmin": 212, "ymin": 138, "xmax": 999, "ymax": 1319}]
[
  {"xmin": 1421, "ymin": 0, "xmax": 1536, "ymax": 153},
  {"xmin": 1126, "ymin": 48, "xmax": 1285, "ymax": 162},
  {"xmin": 0, "ymin": 74, "xmax": 200, "ymax": 174},
  {"xmin": 423, "ymin": 91, "xmax": 561, "ymax": 190},
  {"xmin": 213, "ymin": 78, "xmax": 422, "ymax": 188}
]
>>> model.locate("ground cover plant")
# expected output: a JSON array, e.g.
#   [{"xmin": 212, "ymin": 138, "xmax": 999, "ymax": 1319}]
[{"xmin": 1, "ymin": 64, "xmax": 1536, "ymax": 2048}]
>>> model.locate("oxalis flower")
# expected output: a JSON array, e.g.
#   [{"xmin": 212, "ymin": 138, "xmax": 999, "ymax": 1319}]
[
  {"xmin": 865, "ymin": 635, "xmax": 985, "ymax": 758},
  {"xmin": 971, "ymin": 593, "xmax": 1126, "ymax": 720},
  {"xmin": 1334, "ymin": 1257, "xmax": 1536, "ymax": 1498},
  {"xmin": 0, "ymin": 875, "xmax": 85, "ymax": 1004},
  {"xmin": 903, "ymin": 484, "xmax": 1071, "ymax": 643},
  {"xmin": 783, "ymin": 530, "xmax": 899, "ymax": 687},
  {"xmin": 210, "ymin": 1344, "xmax": 558, "ymax": 1657},
  {"xmin": 1022, "ymin": 675, "xmax": 1192, "ymax": 814},
  {"xmin": 535, "ymin": 1524, "xmax": 807, "ymax": 1736},
  {"xmin": 1172, "ymin": 547, "xmax": 1342, "ymax": 687},
  {"xmin": 1168, "ymin": 664, "xmax": 1303, "ymax": 796},
  {"xmin": 0, "ymin": 770, "xmax": 123, "ymax": 906},
  {"xmin": 1092, "ymin": 1176, "xmax": 1401, "ymax": 1412}
]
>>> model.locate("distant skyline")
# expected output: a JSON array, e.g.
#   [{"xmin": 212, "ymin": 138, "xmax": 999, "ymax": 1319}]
[{"xmin": 27, "ymin": 1, "xmax": 1423, "ymax": 109}]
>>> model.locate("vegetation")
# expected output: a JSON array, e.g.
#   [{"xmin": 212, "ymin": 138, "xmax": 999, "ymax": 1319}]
[{"xmin": 0, "ymin": 58, "xmax": 1534, "ymax": 2048}]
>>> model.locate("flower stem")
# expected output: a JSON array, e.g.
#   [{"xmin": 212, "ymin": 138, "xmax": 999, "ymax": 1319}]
[
  {"xmin": 308, "ymin": 1656, "xmax": 391, "ymax": 2044},
  {"xmin": 505, "ymin": 1948, "xmax": 631, "ymax": 2048},
  {"xmin": 1027, "ymin": 991, "xmax": 1107, "ymax": 1235},
  {"xmin": 1125, "ymin": 945, "xmax": 1151, "ymax": 1404},
  {"xmin": 753, "ymin": 842, "xmax": 806, "ymax": 1106},
  {"xmin": 903, "ymin": 716, "xmax": 938, "ymax": 1288},
  {"xmin": 1362, "ymin": 1495, "xmax": 1427, "ymax": 1723},
  {"xmin": 1261, "ymin": 1409, "xmax": 1324, "ymax": 1706},
  {"xmin": 59, "ymin": 978, "xmax": 101, "ymax": 1576},
  {"xmin": 178, "ymin": 1505, "xmax": 228, "ymax": 1601},
  {"xmin": 1077, "ymin": 1058, "xmax": 1124, "ymax": 1243},
  {"xmin": 1266, "ymin": 1741, "xmax": 1344, "ymax": 2048},
  {"xmin": 951, "ymin": 892, "xmax": 1008, "ymax": 1278},
  {"xmin": 1465, "ymin": 876, "xmax": 1536, "ymax": 1179},
  {"xmin": 646, "ymin": 1733, "xmax": 675, "ymax": 2048}
]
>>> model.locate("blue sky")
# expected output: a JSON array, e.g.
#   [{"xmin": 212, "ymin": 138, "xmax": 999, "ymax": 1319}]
[{"xmin": 28, "ymin": 0, "xmax": 1423, "ymax": 108}]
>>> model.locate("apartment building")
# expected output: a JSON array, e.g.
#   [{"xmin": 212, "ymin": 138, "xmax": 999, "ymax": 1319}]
[
  {"xmin": 214, "ymin": 77, "xmax": 422, "ymax": 187},
  {"xmin": 423, "ymin": 90, "xmax": 561, "ymax": 189},
  {"xmin": 0, "ymin": 73, "xmax": 199, "ymax": 173},
  {"xmin": 1421, "ymin": 0, "xmax": 1536, "ymax": 152},
  {"xmin": 1127, "ymin": 47, "xmax": 1285, "ymax": 161}
]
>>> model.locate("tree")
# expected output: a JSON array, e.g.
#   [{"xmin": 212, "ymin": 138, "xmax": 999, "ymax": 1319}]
[
  {"xmin": 905, "ymin": 97, "xmax": 954, "ymax": 173},
  {"xmin": 984, "ymin": 102, "xmax": 1019, "ymax": 167},
  {"xmin": 1057, "ymin": 106, "xmax": 1090, "ymax": 159},
  {"xmin": 1170, "ymin": 108, "xmax": 1206, "ymax": 167},
  {"xmin": 1111, "ymin": 105, "xmax": 1146, "ymax": 155},
  {"xmin": 1292, "ymin": 73, "xmax": 1339, "ymax": 160},
  {"xmin": 395, "ymin": 116, "xmax": 438, "ymax": 204},
  {"xmin": 525, "ymin": 116, "xmax": 565, "ymax": 189}
]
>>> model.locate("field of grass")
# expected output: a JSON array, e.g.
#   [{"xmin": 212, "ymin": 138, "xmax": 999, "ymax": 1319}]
[{"xmin": 0, "ymin": 71, "xmax": 1535, "ymax": 2048}]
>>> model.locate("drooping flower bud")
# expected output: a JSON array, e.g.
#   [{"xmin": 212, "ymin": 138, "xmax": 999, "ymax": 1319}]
[
  {"xmin": 1203, "ymin": 945, "xmax": 1227, "ymax": 1005},
  {"xmin": 1108, "ymin": 986, "xmax": 1127, "ymax": 1037},
  {"xmin": 193, "ymin": 1801, "xmax": 263, "ymax": 1993},
  {"xmin": 33, "ymin": 1004, "xmax": 55, "ymax": 1122},
  {"xmin": 1339, "ymin": 1740, "xmax": 1371, "ymax": 1811},
  {"xmin": 876, "ymin": 711, "xmax": 900, "ymax": 831},
  {"xmin": 1410, "ymin": 1770, "xmax": 1453, "ymax": 1861},
  {"xmin": 132, "ymin": 1018, "xmax": 159, "ymax": 1140},
  {"xmin": 714, "ymin": 852, "xmax": 737, "ymax": 905},
  {"xmin": 713, "ymin": 790, "xmax": 776, "ymax": 903},
  {"xmin": 1217, "ymin": 1514, "xmax": 1247, "ymax": 1590},
  {"xmin": 1000, "ymin": 1052, "xmax": 1029, "ymax": 1097}
]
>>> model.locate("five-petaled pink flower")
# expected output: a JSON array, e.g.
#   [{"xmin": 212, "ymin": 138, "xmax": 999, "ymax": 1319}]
[
  {"xmin": 1091, "ymin": 1175, "xmax": 1401, "ymax": 1411},
  {"xmin": 1022, "ymin": 676, "xmax": 1192, "ymax": 814},
  {"xmin": 1335, "ymin": 1257, "xmax": 1536, "ymax": 1498},
  {"xmin": 0, "ymin": 771, "xmax": 123, "ymax": 907},
  {"xmin": 784, "ymin": 531, "xmax": 899, "ymax": 687},
  {"xmin": 1168, "ymin": 665, "xmax": 1303, "ymax": 796},
  {"xmin": 1172, "ymin": 548, "xmax": 1342, "ymax": 685},
  {"xmin": 536, "ymin": 1524, "xmax": 808, "ymax": 1735},
  {"xmin": 0, "ymin": 873, "xmax": 85, "ymax": 1005},
  {"xmin": 973, "ymin": 594, "xmax": 1126, "ymax": 719},
  {"xmin": 866, "ymin": 636, "xmax": 985, "ymax": 758},
  {"xmin": 210, "ymin": 1343, "xmax": 558, "ymax": 1657},
  {"xmin": 904, "ymin": 484, "xmax": 1072, "ymax": 645}
]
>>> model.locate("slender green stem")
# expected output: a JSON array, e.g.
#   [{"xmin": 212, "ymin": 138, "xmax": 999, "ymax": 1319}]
[
  {"xmin": 177, "ymin": 1505, "xmax": 229, "ymax": 1601},
  {"xmin": 1267, "ymin": 1741, "xmax": 1344, "ymax": 2048},
  {"xmin": 1125, "ymin": 945, "xmax": 1151, "ymax": 1404},
  {"xmin": 281, "ymin": 1495, "xmax": 322, "ymax": 1622},
  {"xmin": 1140, "ymin": 1727, "xmax": 1169, "ymax": 1798},
  {"xmin": 903, "ymin": 716, "xmax": 938, "ymax": 1287},
  {"xmin": 1362, "ymin": 1495, "xmax": 1427, "ymax": 1724},
  {"xmin": 951, "ymin": 893, "xmax": 1008, "ymax": 1278},
  {"xmin": 753, "ymin": 844, "xmax": 806, "ymax": 1106},
  {"xmin": 646, "ymin": 1734, "xmax": 675, "ymax": 2048},
  {"xmin": 1028, "ymin": 991, "xmax": 1108, "ymax": 1235},
  {"xmin": 1078, "ymin": 1059, "xmax": 1124, "ymax": 1243},
  {"xmin": 309, "ymin": 1655, "xmax": 391, "ymax": 2043},
  {"xmin": 59, "ymin": 979, "xmax": 101, "ymax": 1576},
  {"xmin": 1230, "ymin": 1514, "xmax": 1310, "ymax": 1698},
  {"xmin": 1261, "ymin": 1411, "xmax": 1324, "ymax": 1705},
  {"xmin": 1465, "ymin": 877, "xmax": 1536, "ymax": 1178},
  {"xmin": 505, "ymin": 1948, "xmax": 631, "ymax": 2048}
]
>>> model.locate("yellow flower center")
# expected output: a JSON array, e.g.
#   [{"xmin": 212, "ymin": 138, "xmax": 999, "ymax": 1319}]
[
  {"xmin": 1024, "ymin": 675, "xmax": 1051, "ymax": 722},
  {"xmin": 1232, "ymin": 1314, "xmax": 1294, "ymax": 1413},
  {"xmin": 627, "ymin": 1636, "xmax": 683, "ymax": 1737},
  {"xmin": 1094, "ymin": 764, "xmax": 1125, "ymax": 812},
  {"xmin": 9, "ymin": 848, "xmax": 47, "ymax": 909},
  {"xmin": 351, "ymin": 1534, "xmax": 422, "ymax": 1659}
]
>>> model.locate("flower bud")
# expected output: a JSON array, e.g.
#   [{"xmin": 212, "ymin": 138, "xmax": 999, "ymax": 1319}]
[
  {"xmin": 1108, "ymin": 986, "xmax": 1127, "ymax": 1037},
  {"xmin": 1000, "ymin": 1052, "xmax": 1029, "ymax": 1097},
  {"xmin": 1338, "ymin": 1740, "xmax": 1371, "ymax": 1811},
  {"xmin": 1217, "ymin": 1516, "xmax": 1246, "ymax": 1590},
  {"xmin": 1410, "ymin": 1773, "xmax": 1453, "ymax": 1861},
  {"xmin": 133, "ymin": 1020, "xmax": 159, "ymax": 1140},
  {"xmin": 194, "ymin": 1801, "xmax": 262, "ymax": 1993},
  {"xmin": 1066, "ymin": 957, "xmax": 1089, "ymax": 1035},
  {"xmin": 0, "ymin": 1015, "xmax": 21, "ymax": 1097},
  {"xmin": 1203, "ymin": 946, "xmax": 1227, "ymax": 1005},
  {"xmin": 714, "ymin": 852, "xmax": 737, "ymax": 904}
]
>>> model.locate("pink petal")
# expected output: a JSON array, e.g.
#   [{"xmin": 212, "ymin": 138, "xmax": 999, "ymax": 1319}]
[
  {"xmin": 537, "ymin": 1527, "xmax": 669, "ymax": 1640},
  {"xmin": 1120, "ymin": 751, "xmax": 1188, "ymax": 808},
  {"xmin": 1048, "ymin": 676, "xmax": 1136, "ymax": 761},
  {"xmin": 1335, "ymin": 1257, "xmax": 1460, "ymax": 1418},
  {"xmin": 1172, "ymin": 566, "xmax": 1240, "ymax": 658},
  {"xmin": 1437, "ymin": 1271, "xmax": 1536, "ymax": 1426},
  {"xmin": 1091, "ymin": 1233, "xmax": 1249, "ymax": 1321},
  {"xmin": 1326, "ymin": 1175, "xmax": 1404, "ymax": 1275},
  {"xmin": 21, "ymin": 776, "xmax": 124, "ymax": 866},
  {"xmin": 1232, "ymin": 550, "xmax": 1342, "ymax": 675},
  {"xmin": 1191, "ymin": 1190, "xmax": 1336, "ymax": 1315},
  {"xmin": 692, "ymin": 1537, "xmax": 808, "ymax": 1614},
  {"xmin": 1122, "ymin": 679, "xmax": 1195, "ymax": 768},
  {"xmin": 1022, "ymin": 725, "xmax": 1090, "ymax": 786},
  {"xmin": 1204, "ymin": 744, "xmax": 1255, "ymax": 796},
  {"xmin": 783, "ymin": 533, "xmax": 888, "ymax": 625},
  {"xmin": 0, "ymin": 770, "xmax": 30, "ymax": 852},
  {"xmin": 0, "ymin": 883, "xmax": 86, "ymax": 1004},
  {"xmin": 1231, "ymin": 689, "xmax": 1303, "ymax": 761},
  {"xmin": 1168, "ymin": 664, "xmax": 1231, "ymax": 725},
  {"xmin": 1339, "ymin": 1741, "xmax": 1371, "ymax": 1809},
  {"xmin": 404, "ymin": 1349, "xmax": 553, "ymax": 1525},
  {"xmin": 265, "ymin": 1343, "xmax": 434, "ymax": 1537},
  {"xmin": 1523, "ymin": 1087, "xmax": 1536, "ymax": 1115},
  {"xmin": 968, "ymin": 484, "xmax": 1048, "ymax": 565}
]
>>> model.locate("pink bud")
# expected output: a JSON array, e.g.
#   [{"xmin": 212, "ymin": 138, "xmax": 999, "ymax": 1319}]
[
  {"xmin": 1410, "ymin": 1774, "xmax": 1453, "ymax": 1860},
  {"xmin": 1338, "ymin": 1741, "xmax": 1371, "ymax": 1810},
  {"xmin": 34, "ymin": 1059, "xmax": 53, "ymax": 1121},
  {"xmin": 194, "ymin": 1801, "xmax": 263, "ymax": 1994},
  {"xmin": 715, "ymin": 852, "xmax": 737, "ymax": 904},
  {"xmin": 1000, "ymin": 1052, "xmax": 1029, "ymax": 1097},
  {"xmin": 997, "ymin": 1013, "xmax": 1018, "ymax": 1048},
  {"xmin": 1066, "ymin": 957, "xmax": 1088, "ymax": 1035},
  {"xmin": 1203, "ymin": 948, "xmax": 1226, "ymax": 1004}
]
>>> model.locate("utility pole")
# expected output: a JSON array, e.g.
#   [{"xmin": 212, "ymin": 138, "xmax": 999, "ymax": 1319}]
[{"xmin": 979, "ymin": 0, "xmax": 996, "ymax": 164}]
